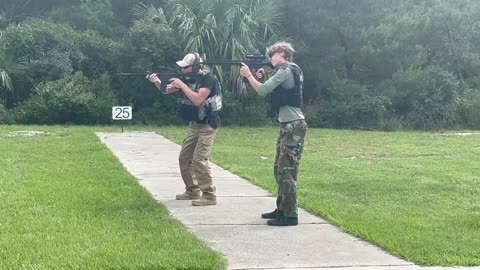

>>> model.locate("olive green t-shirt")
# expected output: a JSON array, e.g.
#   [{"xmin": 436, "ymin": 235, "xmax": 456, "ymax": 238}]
[{"xmin": 258, "ymin": 63, "xmax": 305, "ymax": 123}]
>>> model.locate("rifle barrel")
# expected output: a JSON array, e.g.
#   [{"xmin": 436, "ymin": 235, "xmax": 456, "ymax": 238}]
[
  {"xmin": 117, "ymin": 72, "xmax": 147, "ymax": 76},
  {"xmin": 202, "ymin": 60, "xmax": 268, "ymax": 66}
]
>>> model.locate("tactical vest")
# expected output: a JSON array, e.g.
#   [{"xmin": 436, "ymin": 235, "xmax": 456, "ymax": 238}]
[
  {"xmin": 270, "ymin": 62, "xmax": 303, "ymax": 115},
  {"xmin": 181, "ymin": 73, "xmax": 222, "ymax": 128}
]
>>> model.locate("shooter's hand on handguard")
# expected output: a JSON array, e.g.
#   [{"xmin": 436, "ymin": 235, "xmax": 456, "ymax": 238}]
[
  {"xmin": 146, "ymin": 72, "xmax": 160, "ymax": 83},
  {"xmin": 146, "ymin": 73, "xmax": 179, "ymax": 94},
  {"xmin": 240, "ymin": 63, "xmax": 253, "ymax": 79}
]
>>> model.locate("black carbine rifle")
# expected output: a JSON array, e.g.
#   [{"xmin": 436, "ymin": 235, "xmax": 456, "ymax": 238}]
[
  {"xmin": 117, "ymin": 54, "xmax": 270, "ymax": 92},
  {"xmin": 202, "ymin": 54, "xmax": 270, "ymax": 71},
  {"xmin": 202, "ymin": 54, "xmax": 271, "ymax": 83},
  {"xmin": 117, "ymin": 71, "xmax": 203, "ymax": 94}
]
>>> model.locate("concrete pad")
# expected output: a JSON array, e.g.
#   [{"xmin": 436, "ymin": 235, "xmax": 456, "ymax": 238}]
[
  {"xmin": 266, "ymin": 267, "xmax": 424, "ymax": 270},
  {"xmin": 96, "ymin": 132, "xmax": 427, "ymax": 270},
  {"xmin": 187, "ymin": 224, "xmax": 412, "ymax": 270}
]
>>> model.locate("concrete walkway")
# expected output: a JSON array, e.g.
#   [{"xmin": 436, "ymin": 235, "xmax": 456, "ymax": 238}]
[{"xmin": 96, "ymin": 132, "xmax": 476, "ymax": 270}]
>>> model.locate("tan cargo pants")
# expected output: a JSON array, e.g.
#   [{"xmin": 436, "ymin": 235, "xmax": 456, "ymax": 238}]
[{"xmin": 178, "ymin": 122, "xmax": 217, "ymax": 198}]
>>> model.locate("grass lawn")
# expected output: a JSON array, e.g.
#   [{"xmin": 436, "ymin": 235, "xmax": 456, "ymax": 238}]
[
  {"xmin": 156, "ymin": 126, "xmax": 480, "ymax": 266},
  {"xmin": 0, "ymin": 125, "xmax": 226, "ymax": 270}
]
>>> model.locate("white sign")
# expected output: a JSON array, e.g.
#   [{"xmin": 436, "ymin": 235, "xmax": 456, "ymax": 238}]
[{"xmin": 112, "ymin": 106, "xmax": 132, "ymax": 120}]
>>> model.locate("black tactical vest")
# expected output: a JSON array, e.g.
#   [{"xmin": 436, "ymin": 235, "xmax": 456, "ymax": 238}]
[
  {"xmin": 270, "ymin": 62, "xmax": 303, "ymax": 115},
  {"xmin": 181, "ymin": 73, "xmax": 222, "ymax": 128}
]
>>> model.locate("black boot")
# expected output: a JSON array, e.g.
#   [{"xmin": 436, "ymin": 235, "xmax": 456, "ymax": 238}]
[
  {"xmin": 261, "ymin": 209, "xmax": 283, "ymax": 219},
  {"xmin": 267, "ymin": 217, "xmax": 298, "ymax": 226}
]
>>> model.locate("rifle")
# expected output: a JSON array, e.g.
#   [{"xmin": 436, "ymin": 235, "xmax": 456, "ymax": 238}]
[
  {"xmin": 202, "ymin": 54, "xmax": 270, "ymax": 71},
  {"xmin": 201, "ymin": 54, "xmax": 271, "ymax": 83},
  {"xmin": 117, "ymin": 71, "xmax": 204, "ymax": 94}
]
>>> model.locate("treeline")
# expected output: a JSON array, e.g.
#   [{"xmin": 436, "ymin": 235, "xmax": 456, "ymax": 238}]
[{"xmin": 0, "ymin": 0, "xmax": 479, "ymax": 130}]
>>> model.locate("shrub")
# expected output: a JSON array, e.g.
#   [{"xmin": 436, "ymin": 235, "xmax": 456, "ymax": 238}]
[
  {"xmin": 15, "ymin": 72, "xmax": 117, "ymax": 124},
  {"xmin": 220, "ymin": 92, "xmax": 271, "ymax": 126},
  {"xmin": 0, "ymin": 103, "xmax": 13, "ymax": 124},
  {"xmin": 384, "ymin": 66, "xmax": 461, "ymax": 129},
  {"xmin": 89, "ymin": 74, "xmax": 118, "ymax": 125},
  {"xmin": 306, "ymin": 78, "xmax": 393, "ymax": 130},
  {"xmin": 0, "ymin": 19, "xmax": 121, "ymax": 104},
  {"xmin": 133, "ymin": 99, "xmax": 184, "ymax": 126},
  {"xmin": 458, "ymin": 87, "xmax": 480, "ymax": 129}
]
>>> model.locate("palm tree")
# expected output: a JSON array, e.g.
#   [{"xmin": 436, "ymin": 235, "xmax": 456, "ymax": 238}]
[
  {"xmin": 137, "ymin": 0, "xmax": 285, "ymax": 93},
  {"xmin": 0, "ymin": 47, "xmax": 27, "ymax": 99}
]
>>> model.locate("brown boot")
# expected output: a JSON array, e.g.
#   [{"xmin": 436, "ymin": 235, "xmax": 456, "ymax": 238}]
[
  {"xmin": 192, "ymin": 195, "xmax": 216, "ymax": 206},
  {"xmin": 176, "ymin": 191, "xmax": 201, "ymax": 200}
]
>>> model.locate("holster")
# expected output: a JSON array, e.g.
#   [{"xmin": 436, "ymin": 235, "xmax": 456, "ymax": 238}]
[{"xmin": 207, "ymin": 112, "xmax": 220, "ymax": 129}]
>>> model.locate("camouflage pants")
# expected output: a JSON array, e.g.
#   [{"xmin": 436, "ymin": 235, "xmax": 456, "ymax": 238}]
[{"xmin": 274, "ymin": 119, "xmax": 307, "ymax": 218}]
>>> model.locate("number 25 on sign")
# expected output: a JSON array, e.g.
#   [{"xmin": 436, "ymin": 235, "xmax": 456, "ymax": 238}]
[
  {"xmin": 112, "ymin": 106, "xmax": 132, "ymax": 132},
  {"xmin": 112, "ymin": 106, "xmax": 132, "ymax": 120}
]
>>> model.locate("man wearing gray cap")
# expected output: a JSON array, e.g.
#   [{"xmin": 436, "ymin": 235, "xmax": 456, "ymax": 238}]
[{"xmin": 147, "ymin": 53, "xmax": 222, "ymax": 206}]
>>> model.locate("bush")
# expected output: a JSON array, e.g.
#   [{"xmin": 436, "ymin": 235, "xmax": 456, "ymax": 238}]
[
  {"xmin": 220, "ymin": 92, "xmax": 271, "ymax": 126},
  {"xmin": 384, "ymin": 66, "xmax": 461, "ymax": 129},
  {"xmin": 0, "ymin": 19, "xmax": 121, "ymax": 104},
  {"xmin": 133, "ymin": 99, "xmax": 184, "ymax": 126},
  {"xmin": 458, "ymin": 88, "xmax": 480, "ymax": 129},
  {"xmin": 15, "ymin": 72, "xmax": 117, "ymax": 124},
  {"xmin": 306, "ymin": 78, "xmax": 393, "ymax": 130},
  {"xmin": 1, "ymin": 20, "xmax": 84, "ymax": 84},
  {"xmin": 48, "ymin": 0, "xmax": 127, "ymax": 39},
  {"xmin": 90, "ymin": 74, "xmax": 119, "ymax": 125},
  {"xmin": 0, "ymin": 103, "xmax": 14, "ymax": 124}
]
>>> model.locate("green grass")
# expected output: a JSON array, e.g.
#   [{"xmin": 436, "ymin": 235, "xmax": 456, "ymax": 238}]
[
  {"xmin": 156, "ymin": 126, "xmax": 480, "ymax": 266},
  {"xmin": 0, "ymin": 125, "xmax": 226, "ymax": 270},
  {"xmin": 2, "ymin": 124, "xmax": 479, "ymax": 267}
]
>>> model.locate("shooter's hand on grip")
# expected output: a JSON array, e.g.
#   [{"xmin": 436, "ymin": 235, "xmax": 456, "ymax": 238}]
[{"xmin": 255, "ymin": 68, "xmax": 266, "ymax": 80}]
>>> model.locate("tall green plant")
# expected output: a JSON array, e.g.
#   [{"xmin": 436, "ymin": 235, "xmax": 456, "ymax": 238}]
[
  {"xmin": 137, "ymin": 0, "xmax": 285, "ymax": 92},
  {"xmin": 0, "ymin": 47, "xmax": 26, "ymax": 100},
  {"xmin": 168, "ymin": 0, "xmax": 284, "ymax": 58}
]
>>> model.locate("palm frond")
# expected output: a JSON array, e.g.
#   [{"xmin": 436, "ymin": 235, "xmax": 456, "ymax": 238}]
[
  {"xmin": 132, "ymin": 3, "xmax": 168, "ymax": 25},
  {"xmin": 165, "ymin": 0, "xmax": 286, "ymax": 95},
  {"xmin": 0, "ymin": 70, "xmax": 13, "ymax": 91},
  {"xmin": 0, "ymin": 49, "xmax": 27, "ymax": 93}
]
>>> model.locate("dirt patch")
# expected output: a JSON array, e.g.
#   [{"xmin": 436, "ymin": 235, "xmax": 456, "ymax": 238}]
[{"xmin": 6, "ymin": 130, "xmax": 49, "ymax": 137}]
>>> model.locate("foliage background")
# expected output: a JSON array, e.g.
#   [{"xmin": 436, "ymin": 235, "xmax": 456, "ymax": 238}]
[{"xmin": 0, "ymin": 0, "xmax": 479, "ymax": 130}]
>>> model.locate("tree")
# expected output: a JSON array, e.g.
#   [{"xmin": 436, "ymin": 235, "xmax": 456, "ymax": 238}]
[
  {"xmin": 137, "ymin": 0, "xmax": 285, "ymax": 92},
  {"xmin": 0, "ymin": 0, "xmax": 81, "ymax": 29},
  {"xmin": 0, "ymin": 46, "xmax": 26, "ymax": 104}
]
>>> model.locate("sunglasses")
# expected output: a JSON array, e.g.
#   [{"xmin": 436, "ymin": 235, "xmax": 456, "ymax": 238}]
[{"xmin": 268, "ymin": 51, "xmax": 283, "ymax": 58}]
